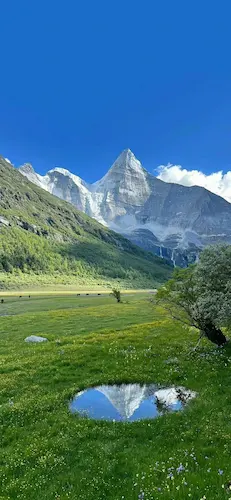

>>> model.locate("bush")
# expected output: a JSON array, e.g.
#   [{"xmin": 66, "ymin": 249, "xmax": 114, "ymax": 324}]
[{"xmin": 111, "ymin": 289, "xmax": 121, "ymax": 303}]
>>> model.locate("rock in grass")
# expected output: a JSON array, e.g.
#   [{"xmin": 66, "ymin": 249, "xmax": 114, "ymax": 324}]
[
  {"xmin": 24, "ymin": 335, "xmax": 48, "ymax": 343},
  {"xmin": 164, "ymin": 357, "xmax": 179, "ymax": 364}
]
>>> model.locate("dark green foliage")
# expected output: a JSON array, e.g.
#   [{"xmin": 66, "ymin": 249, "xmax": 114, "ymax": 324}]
[
  {"xmin": 156, "ymin": 246, "xmax": 231, "ymax": 345},
  {"xmin": 0, "ymin": 157, "xmax": 172, "ymax": 288},
  {"xmin": 111, "ymin": 288, "xmax": 121, "ymax": 302}
]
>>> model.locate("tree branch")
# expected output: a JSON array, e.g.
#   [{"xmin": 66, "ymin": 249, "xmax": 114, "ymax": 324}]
[
  {"xmin": 157, "ymin": 302, "xmax": 199, "ymax": 329},
  {"xmin": 191, "ymin": 331, "xmax": 204, "ymax": 351}
]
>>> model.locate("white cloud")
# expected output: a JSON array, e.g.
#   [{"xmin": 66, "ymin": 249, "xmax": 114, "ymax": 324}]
[{"xmin": 156, "ymin": 163, "xmax": 231, "ymax": 203}]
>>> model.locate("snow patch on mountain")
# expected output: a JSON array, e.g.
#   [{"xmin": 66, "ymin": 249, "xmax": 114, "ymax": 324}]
[
  {"xmin": 5, "ymin": 157, "xmax": 12, "ymax": 165},
  {"xmin": 49, "ymin": 167, "xmax": 89, "ymax": 190}
]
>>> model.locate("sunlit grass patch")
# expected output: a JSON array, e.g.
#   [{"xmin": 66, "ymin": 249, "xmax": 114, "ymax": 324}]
[{"xmin": 1, "ymin": 294, "xmax": 231, "ymax": 499}]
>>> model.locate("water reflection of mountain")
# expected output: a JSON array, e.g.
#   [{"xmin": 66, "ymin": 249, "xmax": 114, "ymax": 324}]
[
  {"xmin": 97, "ymin": 384, "xmax": 157, "ymax": 419},
  {"xmin": 95, "ymin": 384, "xmax": 196, "ymax": 419}
]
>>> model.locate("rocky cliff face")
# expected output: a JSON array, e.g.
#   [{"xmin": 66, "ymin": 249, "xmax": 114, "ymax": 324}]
[{"xmin": 19, "ymin": 149, "xmax": 231, "ymax": 266}]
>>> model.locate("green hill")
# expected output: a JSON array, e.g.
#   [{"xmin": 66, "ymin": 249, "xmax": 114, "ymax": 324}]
[{"xmin": 0, "ymin": 157, "xmax": 172, "ymax": 289}]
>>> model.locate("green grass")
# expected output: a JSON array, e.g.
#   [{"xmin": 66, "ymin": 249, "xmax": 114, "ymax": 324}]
[{"xmin": 1, "ymin": 294, "xmax": 231, "ymax": 499}]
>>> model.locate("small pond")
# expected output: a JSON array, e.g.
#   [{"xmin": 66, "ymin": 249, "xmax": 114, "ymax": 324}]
[{"xmin": 69, "ymin": 383, "xmax": 196, "ymax": 422}]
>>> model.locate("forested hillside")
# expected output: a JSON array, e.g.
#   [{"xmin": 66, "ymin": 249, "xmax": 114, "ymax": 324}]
[{"xmin": 0, "ymin": 157, "xmax": 172, "ymax": 289}]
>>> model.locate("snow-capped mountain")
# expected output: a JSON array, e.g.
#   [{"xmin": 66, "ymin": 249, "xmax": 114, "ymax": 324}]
[{"xmin": 19, "ymin": 149, "xmax": 231, "ymax": 266}]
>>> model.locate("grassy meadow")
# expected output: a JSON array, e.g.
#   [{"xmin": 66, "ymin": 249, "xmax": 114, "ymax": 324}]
[{"xmin": 1, "ymin": 293, "xmax": 231, "ymax": 499}]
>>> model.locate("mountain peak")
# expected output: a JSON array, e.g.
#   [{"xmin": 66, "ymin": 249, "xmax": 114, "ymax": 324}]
[
  {"xmin": 48, "ymin": 167, "xmax": 72, "ymax": 176},
  {"xmin": 115, "ymin": 148, "xmax": 138, "ymax": 165},
  {"xmin": 118, "ymin": 148, "xmax": 133, "ymax": 156},
  {"xmin": 93, "ymin": 148, "xmax": 150, "ymax": 208},
  {"xmin": 47, "ymin": 167, "xmax": 89, "ymax": 190},
  {"xmin": 102, "ymin": 149, "xmax": 145, "ymax": 179},
  {"xmin": 19, "ymin": 163, "xmax": 47, "ymax": 189},
  {"xmin": 19, "ymin": 163, "xmax": 35, "ymax": 174}
]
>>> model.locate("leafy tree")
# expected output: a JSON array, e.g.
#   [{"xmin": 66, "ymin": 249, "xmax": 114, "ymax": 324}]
[
  {"xmin": 111, "ymin": 288, "xmax": 121, "ymax": 303},
  {"xmin": 156, "ymin": 245, "xmax": 231, "ymax": 346}
]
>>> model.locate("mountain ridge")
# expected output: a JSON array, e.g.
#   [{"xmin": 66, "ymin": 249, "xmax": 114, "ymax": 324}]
[
  {"xmin": 0, "ymin": 156, "xmax": 171, "ymax": 289},
  {"xmin": 18, "ymin": 149, "xmax": 231, "ymax": 267},
  {"xmin": 19, "ymin": 149, "xmax": 231, "ymax": 207}
]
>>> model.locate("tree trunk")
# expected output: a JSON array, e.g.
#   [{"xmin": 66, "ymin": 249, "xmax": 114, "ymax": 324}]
[{"xmin": 202, "ymin": 321, "xmax": 227, "ymax": 346}]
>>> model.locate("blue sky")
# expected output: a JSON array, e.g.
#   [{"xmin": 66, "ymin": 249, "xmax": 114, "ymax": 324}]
[{"xmin": 1, "ymin": 1, "xmax": 231, "ymax": 184}]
